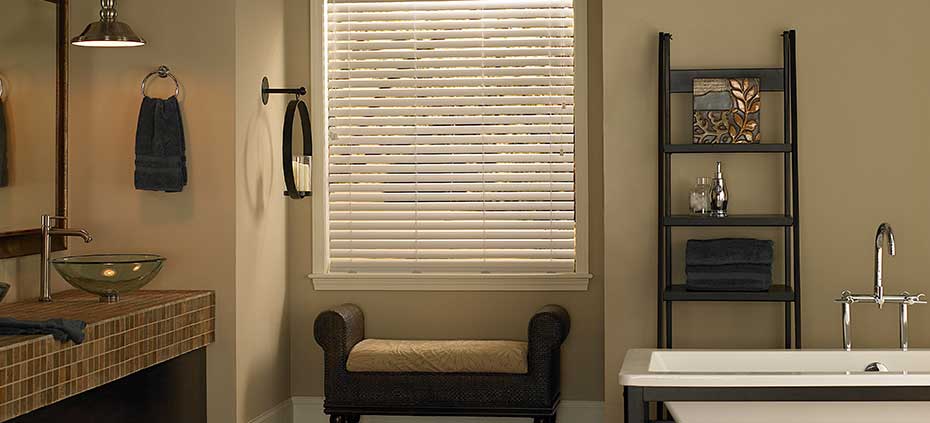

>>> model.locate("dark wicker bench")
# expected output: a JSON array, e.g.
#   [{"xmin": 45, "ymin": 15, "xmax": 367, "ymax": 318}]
[{"xmin": 314, "ymin": 304, "xmax": 571, "ymax": 423}]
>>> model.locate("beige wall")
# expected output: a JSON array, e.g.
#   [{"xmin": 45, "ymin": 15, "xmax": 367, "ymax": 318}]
[
  {"xmin": 604, "ymin": 0, "xmax": 930, "ymax": 421},
  {"xmin": 68, "ymin": 0, "xmax": 292, "ymax": 422},
  {"xmin": 285, "ymin": 0, "xmax": 607, "ymax": 402},
  {"xmin": 235, "ymin": 0, "xmax": 293, "ymax": 420},
  {"xmin": 67, "ymin": 0, "xmax": 240, "ymax": 421}
]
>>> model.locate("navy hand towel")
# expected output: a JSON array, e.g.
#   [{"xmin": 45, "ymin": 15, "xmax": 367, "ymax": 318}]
[
  {"xmin": 135, "ymin": 96, "xmax": 187, "ymax": 192},
  {"xmin": 685, "ymin": 238, "xmax": 774, "ymax": 266},
  {"xmin": 0, "ymin": 99, "xmax": 8, "ymax": 187},
  {"xmin": 0, "ymin": 317, "xmax": 87, "ymax": 344}
]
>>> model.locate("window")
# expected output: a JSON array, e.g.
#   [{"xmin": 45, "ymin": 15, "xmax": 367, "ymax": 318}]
[{"xmin": 313, "ymin": 0, "xmax": 588, "ymax": 288}]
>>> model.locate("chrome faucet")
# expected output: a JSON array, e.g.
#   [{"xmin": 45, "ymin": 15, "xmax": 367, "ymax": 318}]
[
  {"xmin": 874, "ymin": 223, "xmax": 895, "ymax": 308},
  {"xmin": 835, "ymin": 223, "xmax": 925, "ymax": 351},
  {"xmin": 40, "ymin": 215, "xmax": 92, "ymax": 302}
]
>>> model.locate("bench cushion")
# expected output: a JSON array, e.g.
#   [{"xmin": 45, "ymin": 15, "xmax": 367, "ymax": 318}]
[{"xmin": 346, "ymin": 339, "xmax": 528, "ymax": 374}]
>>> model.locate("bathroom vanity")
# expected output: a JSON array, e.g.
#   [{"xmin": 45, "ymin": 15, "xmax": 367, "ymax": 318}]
[
  {"xmin": 621, "ymin": 349, "xmax": 930, "ymax": 423},
  {"xmin": 0, "ymin": 290, "xmax": 215, "ymax": 422}
]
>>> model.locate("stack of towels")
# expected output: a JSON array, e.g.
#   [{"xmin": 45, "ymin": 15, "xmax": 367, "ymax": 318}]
[{"xmin": 685, "ymin": 238, "xmax": 774, "ymax": 292}]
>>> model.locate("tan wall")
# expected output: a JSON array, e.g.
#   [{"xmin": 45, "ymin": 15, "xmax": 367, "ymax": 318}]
[
  {"xmin": 286, "ymin": 0, "xmax": 607, "ymax": 402},
  {"xmin": 235, "ymin": 0, "xmax": 293, "ymax": 420},
  {"xmin": 67, "ymin": 1, "xmax": 239, "ymax": 423},
  {"xmin": 603, "ymin": 0, "xmax": 930, "ymax": 421}
]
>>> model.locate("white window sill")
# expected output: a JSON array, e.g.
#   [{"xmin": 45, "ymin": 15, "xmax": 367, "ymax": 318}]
[{"xmin": 309, "ymin": 273, "xmax": 592, "ymax": 291}]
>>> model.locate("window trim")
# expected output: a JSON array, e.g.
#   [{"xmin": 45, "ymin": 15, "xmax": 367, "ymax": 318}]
[{"xmin": 309, "ymin": 0, "xmax": 589, "ymax": 291}]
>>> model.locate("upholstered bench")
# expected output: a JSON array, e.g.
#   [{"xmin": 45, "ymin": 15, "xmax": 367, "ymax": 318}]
[{"xmin": 314, "ymin": 304, "xmax": 570, "ymax": 423}]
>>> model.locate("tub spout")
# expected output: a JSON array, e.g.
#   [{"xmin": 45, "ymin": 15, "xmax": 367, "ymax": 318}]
[{"xmin": 874, "ymin": 223, "xmax": 895, "ymax": 308}]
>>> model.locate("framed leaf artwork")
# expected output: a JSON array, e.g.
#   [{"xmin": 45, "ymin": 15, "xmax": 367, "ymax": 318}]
[{"xmin": 692, "ymin": 78, "xmax": 761, "ymax": 144}]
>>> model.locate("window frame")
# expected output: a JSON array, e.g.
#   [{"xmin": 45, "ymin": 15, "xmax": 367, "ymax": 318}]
[{"xmin": 309, "ymin": 0, "xmax": 590, "ymax": 291}]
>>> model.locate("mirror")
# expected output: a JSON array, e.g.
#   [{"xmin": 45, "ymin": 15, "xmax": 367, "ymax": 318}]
[{"xmin": 0, "ymin": 0, "xmax": 67, "ymax": 258}]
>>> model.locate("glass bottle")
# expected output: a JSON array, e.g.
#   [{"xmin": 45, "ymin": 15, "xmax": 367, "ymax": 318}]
[
  {"xmin": 710, "ymin": 161, "xmax": 728, "ymax": 217},
  {"xmin": 689, "ymin": 177, "xmax": 712, "ymax": 215}
]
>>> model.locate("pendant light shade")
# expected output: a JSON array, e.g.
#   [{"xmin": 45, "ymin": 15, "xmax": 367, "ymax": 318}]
[{"xmin": 72, "ymin": 0, "xmax": 145, "ymax": 47}]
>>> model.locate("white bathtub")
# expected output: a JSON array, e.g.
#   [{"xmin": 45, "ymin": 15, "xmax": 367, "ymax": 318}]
[{"xmin": 620, "ymin": 349, "xmax": 930, "ymax": 423}]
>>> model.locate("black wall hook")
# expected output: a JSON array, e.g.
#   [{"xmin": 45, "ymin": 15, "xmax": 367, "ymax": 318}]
[{"xmin": 261, "ymin": 76, "xmax": 307, "ymax": 105}]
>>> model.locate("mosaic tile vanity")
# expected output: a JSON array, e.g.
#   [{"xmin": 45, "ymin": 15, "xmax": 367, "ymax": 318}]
[{"xmin": 0, "ymin": 290, "xmax": 215, "ymax": 422}]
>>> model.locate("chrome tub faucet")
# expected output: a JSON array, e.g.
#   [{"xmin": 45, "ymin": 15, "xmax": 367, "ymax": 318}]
[
  {"xmin": 835, "ymin": 223, "xmax": 925, "ymax": 351},
  {"xmin": 873, "ymin": 223, "xmax": 895, "ymax": 308},
  {"xmin": 40, "ymin": 215, "xmax": 92, "ymax": 302}
]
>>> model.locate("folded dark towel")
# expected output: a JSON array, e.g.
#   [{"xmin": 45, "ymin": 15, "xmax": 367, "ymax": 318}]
[
  {"xmin": 686, "ymin": 238, "xmax": 774, "ymax": 266},
  {"xmin": 135, "ymin": 96, "xmax": 187, "ymax": 192},
  {"xmin": 686, "ymin": 263, "xmax": 773, "ymax": 292},
  {"xmin": 0, "ymin": 317, "xmax": 86, "ymax": 343},
  {"xmin": 0, "ymin": 99, "xmax": 8, "ymax": 187}
]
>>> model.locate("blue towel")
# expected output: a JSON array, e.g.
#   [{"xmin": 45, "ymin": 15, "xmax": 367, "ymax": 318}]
[
  {"xmin": 0, "ymin": 317, "xmax": 86, "ymax": 343},
  {"xmin": 135, "ymin": 96, "xmax": 187, "ymax": 192},
  {"xmin": 686, "ymin": 264, "xmax": 773, "ymax": 292},
  {"xmin": 686, "ymin": 238, "xmax": 774, "ymax": 266}
]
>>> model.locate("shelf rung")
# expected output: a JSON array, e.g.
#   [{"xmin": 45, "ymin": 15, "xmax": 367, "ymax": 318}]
[
  {"xmin": 670, "ymin": 68, "xmax": 785, "ymax": 93},
  {"xmin": 664, "ymin": 144, "xmax": 792, "ymax": 154},
  {"xmin": 664, "ymin": 214, "xmax": 793, "ymax": 227},
  {"xmin": 664, "ymin": 284, "xmax": 795, "ymax": 302}
]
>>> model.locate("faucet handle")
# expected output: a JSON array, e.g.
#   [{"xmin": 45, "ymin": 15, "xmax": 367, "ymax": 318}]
[
  {"xmin": 835, "ymin": 290, "xmax": 856, "ymax": 304},
  {"xmin": 904, "ymin": 293, "xmax": 926, "ymax": 305}
]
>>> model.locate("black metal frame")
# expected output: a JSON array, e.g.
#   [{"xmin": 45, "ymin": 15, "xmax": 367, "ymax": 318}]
[
  {"xmin": 282, "ymin": 98, "xmax": 313, "ymax": 199},
  {"xmin": 624, "ymin": 385, "xmax": 930, "ymax": 423},
  {"xmin": 261, "ymin": 76, "xmax": 313, "ymax": 199},
  {"xmin": 324, "ymin": 403, "xmax": 558, "ymax": 423},
  {"xmin": 657, "ymin": 30, "xmax": 801, "ymax": 349}
]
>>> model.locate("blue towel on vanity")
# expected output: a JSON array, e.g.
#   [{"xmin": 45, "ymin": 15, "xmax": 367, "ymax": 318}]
[
  {"xmin": 0, "ymin": 99, "xmax": 8, "ymax": 187},
  {"xmin": 135, "ymin": 96, "xmax": 187, "ymax": 192},
  {"xmin": 0, "ymin": 317, "xmax": 87, "ymax": 344}
]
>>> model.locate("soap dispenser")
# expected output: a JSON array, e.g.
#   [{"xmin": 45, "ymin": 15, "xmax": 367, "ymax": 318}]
[{"xmin": 710, "ymin": 161, "xmax": 728, "ymax": 217}]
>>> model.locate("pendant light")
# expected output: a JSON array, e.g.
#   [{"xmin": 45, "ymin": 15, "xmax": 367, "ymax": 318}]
[{"xmin": 71, "ymin": 0, "xmax": 145, "ymax": 47}]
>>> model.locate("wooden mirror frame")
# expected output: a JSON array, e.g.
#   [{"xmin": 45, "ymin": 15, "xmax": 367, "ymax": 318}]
[{"xmin": 0, "ymin": 0, "xmax": 68, "ymax": 259}]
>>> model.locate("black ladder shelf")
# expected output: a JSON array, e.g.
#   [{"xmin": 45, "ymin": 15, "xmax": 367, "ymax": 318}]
[{"xmin": 657, "ymin": 30, "xmax": 801, "ymax": 349}]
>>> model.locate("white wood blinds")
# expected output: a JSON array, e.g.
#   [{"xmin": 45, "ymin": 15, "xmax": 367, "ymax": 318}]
[{"xmin": 327, "ymin": 0, "xmax": 576, "ymax": 273}]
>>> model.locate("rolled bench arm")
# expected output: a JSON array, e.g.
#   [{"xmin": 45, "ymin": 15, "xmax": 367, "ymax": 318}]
[
  {"xmin": 314, "ymin": 303, "xmax": 365, "ymax": 358},
  {"xmin": 528, "ymin": 304, "xmax": 571, "ymax": 350}
]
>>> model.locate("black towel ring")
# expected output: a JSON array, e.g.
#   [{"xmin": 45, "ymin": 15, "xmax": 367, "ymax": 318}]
[
  {"xmin": 283, "ymin": 98, "xmax": 312, "ymax": 199},
  {"xmin": 141, "ymin": 65, "xmax": 180, "ymax": 98}
]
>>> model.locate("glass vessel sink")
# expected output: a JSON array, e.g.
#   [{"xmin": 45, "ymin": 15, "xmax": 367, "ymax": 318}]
[{"xmin": 51, "ymin": 254, "xmax": 166, "ymax": 303}]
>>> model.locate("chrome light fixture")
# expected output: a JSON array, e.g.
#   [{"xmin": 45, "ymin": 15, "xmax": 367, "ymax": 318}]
[{"xmin": 71, "ymin": 0, "xmax": 145, "ymax": 47}]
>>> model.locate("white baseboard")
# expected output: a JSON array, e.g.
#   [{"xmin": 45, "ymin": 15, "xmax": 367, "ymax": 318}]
[
  {"xmin": 251, "ymin": 399, "xmax": 295, "ymax": 423},
  {"xmin": 288, "ymin": 396, "xmax": 603, "ymax": 423}
]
